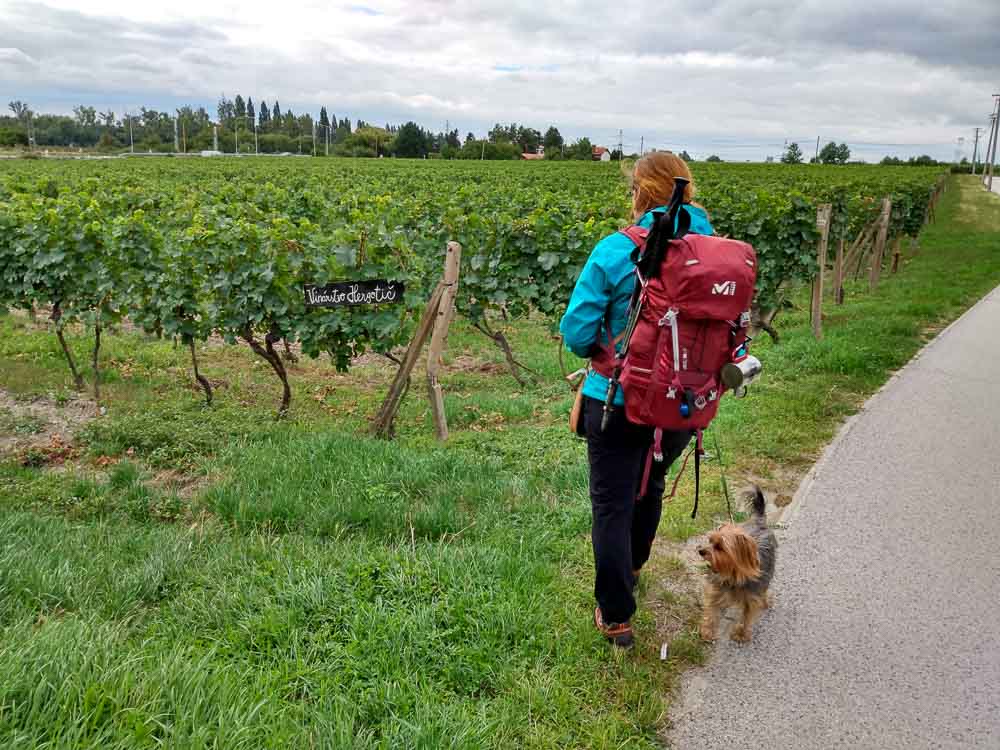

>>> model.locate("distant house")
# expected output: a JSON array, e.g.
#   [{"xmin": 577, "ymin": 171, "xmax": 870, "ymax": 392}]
[
  {"xmin": 593, "ymin": 146, "xmax": 611, "ymax": 162},
  {"xmin": 521, "ymin": 145, "xmax": 545, "ymax": 160}
]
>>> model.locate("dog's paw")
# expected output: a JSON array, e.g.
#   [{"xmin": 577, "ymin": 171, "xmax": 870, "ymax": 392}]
[
  {"xmin": 730, "ymin": 626, "xmax": 751, "ymax": 643},
  {"xmin": 699, "ymin": 624, "xmax": 717, "ymax": 642}
]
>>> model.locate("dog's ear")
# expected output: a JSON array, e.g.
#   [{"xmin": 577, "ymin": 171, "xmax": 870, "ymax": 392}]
[{"xmin": 729, "ymin": 531, "xmax": 760, "ymax": 584}]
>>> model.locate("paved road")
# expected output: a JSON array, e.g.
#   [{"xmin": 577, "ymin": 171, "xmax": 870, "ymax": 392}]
[{"xmin": 670, "ymin": 285, "xmax": 1000, "ymax": 749}]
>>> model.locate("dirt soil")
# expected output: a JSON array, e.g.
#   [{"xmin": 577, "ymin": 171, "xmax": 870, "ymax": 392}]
[{"xmin": 0, "ymin": 388, "xmax": 99, "ymax": 457}]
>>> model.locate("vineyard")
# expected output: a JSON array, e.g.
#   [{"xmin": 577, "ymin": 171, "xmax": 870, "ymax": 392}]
[{"xmin": 0, "ymin": 158, "xmax": 943, "ymax": 417}]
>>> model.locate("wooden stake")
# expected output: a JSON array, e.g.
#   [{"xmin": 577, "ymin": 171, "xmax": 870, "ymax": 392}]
[
  {"xmin": 869, "ymin": 198, "xmax": 891, "ymax": 292},
  {"xmin": 810, "ymin": 204, "xmax": 833, "ymax": 340},
  {"xmin": 844, "ymin": 215, "xmax": 880, "ymax": 282},
  {"xmin": 371, "ymin": 282, "xmax": 444, "ymax": 439},
  {"xmin": 426, "ymin": 242, "xmax": 462, "ymax": 441},
  {"xmin": 371, "ymin": 241, "xmax": 463, "ymax": 441},
  {"xmin": 890, "ymin": 236, "xmax": 902, "ymax": 273},
  {"xmin": 833, "ymin": 237, "xmax": 846, "ymax": 305}
]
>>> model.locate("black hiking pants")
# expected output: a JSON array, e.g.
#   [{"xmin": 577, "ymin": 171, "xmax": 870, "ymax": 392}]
[{"xmin": 584, "ymin": 396, "xmax": 693, "ymax": 625}]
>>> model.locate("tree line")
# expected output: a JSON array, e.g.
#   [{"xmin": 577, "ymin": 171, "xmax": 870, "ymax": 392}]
[
  {"xmin": 1, "ymin": 98, "xmax": 612, "ymax": 161},
  {"xmin": 780, "ymin": 141, "xmax": 852, "ymax": 165}
]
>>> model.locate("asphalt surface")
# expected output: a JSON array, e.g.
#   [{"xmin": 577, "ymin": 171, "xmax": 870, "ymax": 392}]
[{"xmin": 669, "ymin": 285, "xmax": 1000, "ymax": 749}]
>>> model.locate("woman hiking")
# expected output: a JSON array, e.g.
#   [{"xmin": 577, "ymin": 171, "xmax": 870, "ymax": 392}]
[{"xmin": 560, "ymin": 151, "xmax": 713, "ymax": 648}]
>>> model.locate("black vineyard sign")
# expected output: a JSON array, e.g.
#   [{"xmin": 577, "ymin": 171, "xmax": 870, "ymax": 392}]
[{"xmin": 303, "ymin": 280, "xmax": 405, "ymax": 308}]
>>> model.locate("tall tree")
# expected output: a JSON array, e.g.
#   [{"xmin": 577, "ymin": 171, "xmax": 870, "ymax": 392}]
[
  {"xmin": 393, "ymin": 122, "xmax": 428, "ymax": 158},
  {"xmin": 781, "ymin": 142, "xmax": 803, "ymax": 164},
  {"xmin": 246, "ymin": 97, "xmax": 255, "ymax": 126},
  {"xmin": 8, "ymin": 100, "xmax": 30, "ymax": 119},
  {"xmin": 489, "ymin": 123, "xmax": 511, "ymax": 142},
  {"xmin": 570, "ymin": 137, "xmax": 594, "ymax": 160},
  {"xmin": 516, "ymin": 126, "xmax": 541, "ymax": 154},
  {"xmin": 234, "ymin": 95, "xmax": 246, "ymax": 119},
  {"xmin": 217, "ymin": 96, "xmax": 234, "ymax": 126},
  {"xmin": 818, "ymin": 141, "xmax": 840, "ymax": 164},
  {"xmin": 319, "ymin": 107, "xmax": 330, "ymax": 131},
  {"xmin": 446, "ymin": 129, "xmax": 461, "ymax": 148},
  {"xmin": 272, "ymin": 100, "xmax": 282, "ymax": 126},
  {"xmin": 543, "ymin": 126, "xmax": 563, "ymax": 154},
  {"xmin": 258, "ymin": 101, "xmax": 270, "ymax": 130},
  {"xmin": 836, "ymin": 143, "xmax": 851, "ymax": 163},
  {"xmin": 72, "ymin": 105, "xmax": 97, "ymax": 127}
]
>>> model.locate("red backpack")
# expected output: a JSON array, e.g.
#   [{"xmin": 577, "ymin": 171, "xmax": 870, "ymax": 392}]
[{"xmin": 591, "ymin": 185, "xmax": 757, "ymax": 515}]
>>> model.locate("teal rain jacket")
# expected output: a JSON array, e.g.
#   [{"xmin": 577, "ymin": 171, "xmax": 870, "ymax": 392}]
[{"xmin": 559, "ymin": 205, "xmax": 714, "ymax": 405}]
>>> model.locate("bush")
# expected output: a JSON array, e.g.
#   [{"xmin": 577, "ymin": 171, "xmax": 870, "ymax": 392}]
[{"xmin": 0, "ymin": 128, "xmax": 29, "ymax": 147}]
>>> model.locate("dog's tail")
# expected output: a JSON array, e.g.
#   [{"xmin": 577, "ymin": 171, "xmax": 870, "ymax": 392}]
[{"xmin": 750, "ymin": 485, "xmax": 767, "ymax": 519}]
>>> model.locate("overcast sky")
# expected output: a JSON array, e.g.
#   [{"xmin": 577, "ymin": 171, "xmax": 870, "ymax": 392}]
[{"xmin": 1, "ymin": 0, "xmax": 997, "ymax": 161}]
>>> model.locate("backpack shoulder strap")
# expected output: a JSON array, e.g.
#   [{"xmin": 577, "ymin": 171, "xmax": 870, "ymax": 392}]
[{"xmin": 619, "ymin": 224, "xmax": 649, "ymax": 248}]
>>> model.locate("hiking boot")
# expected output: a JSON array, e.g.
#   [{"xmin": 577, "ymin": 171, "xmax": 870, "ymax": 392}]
[{"xmin": 594, "ymin": 606, "xmax": 634, "ymax": 649}]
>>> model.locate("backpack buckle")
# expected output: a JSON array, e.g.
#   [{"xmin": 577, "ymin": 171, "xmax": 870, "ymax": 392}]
[{"xmin": 658, "ymin": 309, "xmax": 678, "ymax": 327}]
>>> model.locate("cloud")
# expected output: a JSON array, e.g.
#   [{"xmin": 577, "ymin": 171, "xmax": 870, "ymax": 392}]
[
  {"xmin": 1, "ymin": 0, "xmax": 996, "ymax": 160},
  {"xmin": 0, "ymin": 46, "xmax": 38, "ymax": 69}
]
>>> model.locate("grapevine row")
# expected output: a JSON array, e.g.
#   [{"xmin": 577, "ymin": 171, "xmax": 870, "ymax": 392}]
[{"xmin": 0, "ymin": 159, "xmax": 944, "ymax": 414}]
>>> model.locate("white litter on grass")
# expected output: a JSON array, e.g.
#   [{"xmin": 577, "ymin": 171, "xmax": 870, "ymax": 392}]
[{"xmin": 660, "ymin": 642, "xmax": 669, "ymax": 661}]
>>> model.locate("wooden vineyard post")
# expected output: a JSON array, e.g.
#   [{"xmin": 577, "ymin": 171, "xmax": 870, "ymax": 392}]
[
  {"xmin": 833, "ymin": 237, "xmax": 846, "ymax": 305},
  {"xmin": 371, "ymin": 242, "xmax": 462, "ymax": 441},
  {"xmin": 810, "ymin": 204, "xmax": 833, "ymax": 340},
  {"xmin": 869, "ymin": 198, "xmax": 892, "ymax": 293},
  {"xmin": 890, "ymin": 236, "xmax": 903, "ymax": 273},
  {"xmin": 426, "ymin": 242, "xmax": 461, "ymax": 441}
]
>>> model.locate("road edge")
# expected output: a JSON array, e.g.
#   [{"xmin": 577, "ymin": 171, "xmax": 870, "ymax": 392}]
[{"xmin": 774, "ymin": 281, "xmax": 1000, "ymax": 530}]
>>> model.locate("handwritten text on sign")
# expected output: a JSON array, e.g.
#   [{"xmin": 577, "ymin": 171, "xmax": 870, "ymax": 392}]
[{"xmin": 303, "ymin": 280, "xmax": 405, "ymax": 308}]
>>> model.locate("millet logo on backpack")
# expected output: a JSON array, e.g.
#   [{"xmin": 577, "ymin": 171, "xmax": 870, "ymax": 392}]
[{"xmin": 711, "ymin": 281, "xmax": 737, "ymax": 296}]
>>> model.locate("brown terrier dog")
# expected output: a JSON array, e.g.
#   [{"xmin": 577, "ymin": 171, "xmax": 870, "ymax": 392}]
[{"xmin": 697, "ymin": 486, "xmax": 776, "ymax": 643}]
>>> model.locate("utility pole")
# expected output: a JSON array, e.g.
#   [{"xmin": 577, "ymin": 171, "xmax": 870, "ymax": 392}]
[
  {"xmin": 174, "ymin": 116, "xmax": 179, "ymax": 152},
  {"xmin": 987, "ymin": 95, "xmax": 1000, "ymax": 192},
  {"xmin": 312, "ymin": 121, "xmax": 317, "ymax": 156},
  {"xmin": 254, "ymin": 117, "xmax": 259, "ymax": 155},
  {"xmin": 618, "ymin": 129, "xmax": 623, "ymax": 161},
  {"xmin": 128, "ymin": 113, "xmax": 134, "ymax": 153},
  {"xmin": 213, "ymin": 125, "xmax": 218, "ymax": 152},
  {"xmin": 481, "ymin": 139, "xmax": 486, "ymax": 160},
  {"xmin": 971, "ymin": 127, "xmax": 981, "ymax": 174},
  {"xmin": 640, "ymin": 135, "xmax": 644, "ymax": 156},
  {"xmin": 181, "ymin": 120, "xmax": 186, "ymax": 154},
  {"xmin": 814, "ymin": 136, "xmax": 820, "ymax": 163}
]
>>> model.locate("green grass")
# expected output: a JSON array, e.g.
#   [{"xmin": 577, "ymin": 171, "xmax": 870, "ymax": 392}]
[{"xmin": 1, "ymin": 175, "xmax": 999, "ymax": 747}]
